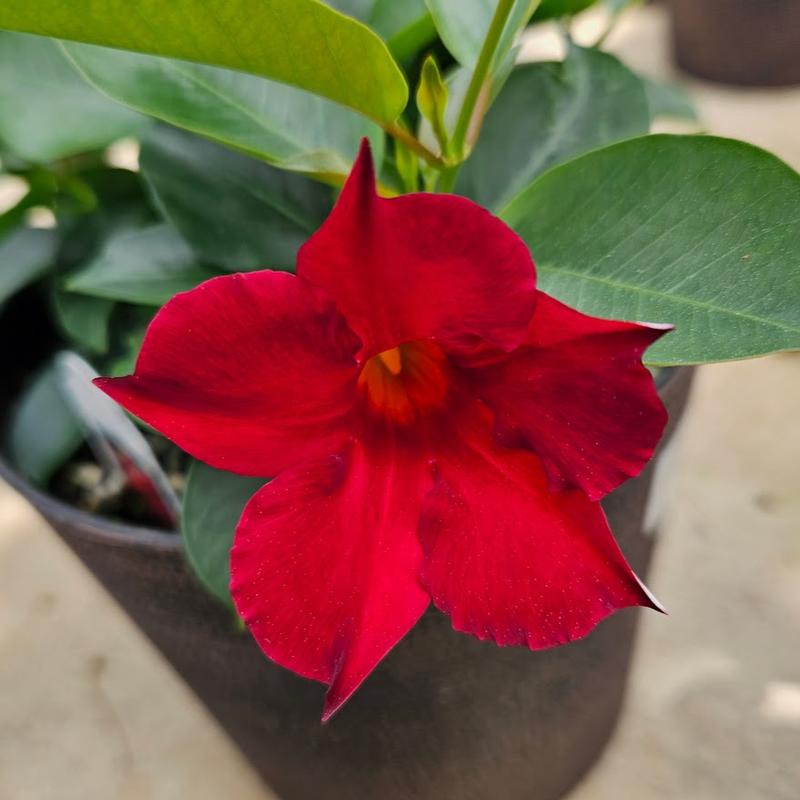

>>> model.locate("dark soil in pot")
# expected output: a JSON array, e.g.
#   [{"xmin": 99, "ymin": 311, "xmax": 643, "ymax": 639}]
[
  {"xmin": 670, "ymin": 0, "xmax": 800, "ymax": 86},
  {"xmin": 0, "ymin": 361, "xmax": 695, "ymax": 800}
]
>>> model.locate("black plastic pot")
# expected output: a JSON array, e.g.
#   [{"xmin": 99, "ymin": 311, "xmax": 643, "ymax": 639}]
[
  {"xmin": 0, "ymin": 368, "xmax": 694, "ymax": 800},
  {"xmin": 670, "ymin": 0, "xmax": 800, "ymax": 86}
]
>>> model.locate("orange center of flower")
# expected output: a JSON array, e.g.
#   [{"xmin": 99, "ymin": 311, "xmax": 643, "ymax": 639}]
[{"xmin": 358, "ymin": 340, "xmax": 449, "ymax": 423}]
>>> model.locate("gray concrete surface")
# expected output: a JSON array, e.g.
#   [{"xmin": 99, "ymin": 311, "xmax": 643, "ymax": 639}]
[{"xmin": 1, "ymin": 5, "xmax": 798, "ymax": 799}]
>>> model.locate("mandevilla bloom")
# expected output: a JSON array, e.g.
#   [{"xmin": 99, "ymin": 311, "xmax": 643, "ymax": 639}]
[{"xmin": 96, "ymin": 141, "xmax": 670, "ymax": 721}]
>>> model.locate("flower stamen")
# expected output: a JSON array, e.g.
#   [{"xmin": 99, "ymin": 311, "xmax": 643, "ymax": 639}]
[{"xmin": 358, "ymin": 341, "xmax": 448, "ymax": 423}]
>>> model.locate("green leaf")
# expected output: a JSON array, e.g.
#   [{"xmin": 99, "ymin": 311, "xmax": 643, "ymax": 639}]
[
  {"xmin": 61, "ymin": 42, "xmax": 384, "ymax": 181},
  {"xmin": 52, "ymin": 291, "xmax": 114, "ymax": 354},
  {"xmin": 0, "ymin": 227, "xmax": 58, "ymax": 304},
  {"xmin": 182, "ymin": 460, "xmax": 267, "ymax": 607},
  {"xmin": 426, "ymin": 0, "xmax": 538, "ymax": 69},
  {"xmin": 501, "ymin": 135, "xmax": 800, "ymax": 365},
  {"xmin": 139, "ymin": 126, "xmax": 332, "ymax": 272},
  {"xmin": 644, "ymin": 77, "xmax": 698, "ymax": 122},
  {"xmin": 66, "ymin": 223, "xmax": 216, "ymax": 305},
  {"xmin": 6, "ymin": 362, "xmax": 83, "ymax": 485},
  {"xmin": 457, "ymin": 45, "xmax": 650, "ymax": 209},
  {"xmin": 417, "ymin": 57, "xmax": 515, "ymax": 156},
  {"xmin": 103, "ymin": 305, "xmax": 155, "ymax": 377},
  {"xmin": 0, "ymin": 32, "xmax": 146, "ymax": 163},
  {"xmin": 328, "ymin": 0, "xmax": 436, "ymax": 62},
  {"xmin": 0, "ymin": 0, "xmax": 408, "ymax": 123},
  {"xmin": 416, "ymin": 56, "xmax": 450, "ymax": 155},
  {"xmin": 369, "ymin": 0, "xmax": 437, "ymax": 62},
  {"xmin": 532, "ymin": 0, "xmax": 597, "ymax": 22}
]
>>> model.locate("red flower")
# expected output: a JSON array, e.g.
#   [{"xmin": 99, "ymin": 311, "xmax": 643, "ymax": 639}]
[{"xmin": 95, "ymin": 142, "xmax": 669, "ymax": 721}]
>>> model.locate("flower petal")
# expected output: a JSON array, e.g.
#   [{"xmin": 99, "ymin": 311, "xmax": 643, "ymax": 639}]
[
  {"xmin": 297, "ymin": 140, "xmax": 537, "ymax": 358},
  {"xmin": 95, "ymin": 271, "xmax": 360, "ymax": 476},
  {"xmin": 419, "ymin": 403, "xmax": 658, "ymax": 649},
  {"xmin": 461, "ymin": 291, "xmax": 669, "ymax": 500},
  {"xmin": 230, "ymin": 440, "xmax": 431, "ymax": 721}
]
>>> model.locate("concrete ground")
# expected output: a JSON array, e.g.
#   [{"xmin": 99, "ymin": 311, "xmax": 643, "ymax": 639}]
[{"xmin": 1, "ymin": 5, "xmax": 798, "ymax": 799}]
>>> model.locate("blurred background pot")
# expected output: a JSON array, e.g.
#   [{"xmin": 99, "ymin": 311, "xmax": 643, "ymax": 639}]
[
  {"xmin": 670, "ymin": 0, "xmax": 800, "ymax": 86},
  {"xmin": 0, "ymin": 368, "xmax": 694, "ymax": 800}
]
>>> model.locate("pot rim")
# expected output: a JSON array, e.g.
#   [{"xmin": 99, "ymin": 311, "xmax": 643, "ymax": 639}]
[{"xmin": 0, "ymin": 367, "xmax": 683, "ymax": 555}]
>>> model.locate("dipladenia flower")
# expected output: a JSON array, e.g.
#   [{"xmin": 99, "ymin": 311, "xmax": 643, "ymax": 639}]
[{"xmin": 95, "ymin": 141, "xmax": 670, "ymax": 721}]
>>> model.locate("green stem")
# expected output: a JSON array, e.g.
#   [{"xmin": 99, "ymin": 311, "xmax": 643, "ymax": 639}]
[
  {"xmin": 452, "ymin": 0, "xmax": 515, "ymax": 157},
  {"xmin": 382, "ymin": 121, "xmax": 446, "ymax": 168},
  {"xmin": 439, "ymin": 0, "xmax": 517, "ymax": 192}
]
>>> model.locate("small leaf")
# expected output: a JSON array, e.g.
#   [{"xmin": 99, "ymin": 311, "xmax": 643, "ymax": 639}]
[
  {"xmin": 61, "ymin": 42, "xmax": 384, "ymax": 181},
  {"xmin": 0, "ymin": 32, "xmax": 146, "ymax": 163},
  {"xmin": 139, "ymin": 126, "xmax": 333, "ymax": 271},
  {"xmin": 416, "ymin": 55, "xmax": 450, "ymax": 155},
  {"xmin": 182, "ymin": 460, "xmax": 267, "ymax": 608},
  {"xmin": 457, "ymin": 45, "xmax": 650, "ymax": 209},
  {"xmin": 0, "ymin": 0, "xmax": 408, "ymax": 123},
  {"xmin": 0, "ymin": 227, "xmax": 58, "ymax": 304},
  {"xmin": 52, "ymin": 291, "xmax": 114, "ymax": 354},
  {"xmin": 426, "ymin": 0, "xmax": 538, "ymax": 70},
  {"xmin": 502, "ymin": 135, "xmax": 800, "ymax": 365},
  {"xmin": 6, "ymin": 362, "xmax": 83, "ymax": 485},
  {"xmin": 66, "ymin": 223, "xmax": 216, "ymax": 305}
]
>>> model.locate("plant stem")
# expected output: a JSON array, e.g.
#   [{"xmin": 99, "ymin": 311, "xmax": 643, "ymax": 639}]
[
  {"xmin": 383, "ymin": 121, "xmax": 446, "ymax": 168},
  {"xmin": 438, "ymin": 0, "xmax": 517, "ymax": 192},
  {"xmin": 452, "ymin": 0, "xmax": 515, "ymax": 157}
]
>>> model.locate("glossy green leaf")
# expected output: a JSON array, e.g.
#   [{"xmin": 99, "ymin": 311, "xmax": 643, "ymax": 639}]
[
  {"xmin": 457, "ymin": 45, "xmax": 649, "ymax": 209},
  {"xmin": 502, "ymin": 135, "xmax": 800, "ymax": 365},
  {"xmin": 0, "ymin": 32, "xmax": 146, "ymax": 163},
  {"xmin": 61, "ymin": 42, "xmax": 384, "ymax": 181},
  {"xmin": 7, "ymin": 362, "xmax": 83, "ymax": 485},
  {"xmin": 0, "ymin": 0, "xmax": 408, "ymax": 123},
  {"xmin": 139, "ymin": 126, "xmax": 332, "ymax": 272},
  {"xmin": 0, "ymin": 227, "xmax": 58, "ymax": 304},
  {"xmin": 426, "ymin": 0, "xmax": 538, "ymax": 69},
  {"xmin": 328, "ymin": 0, "xmax": 436, "ymax": 62},
  {"xmin": 52, "ymin": 291, "xmax": 114, "ymax": 354},
  {"xmin": 66, "ymin": 224, "xmax": 216, "ymax": 305},
  {"xmin": 371, "ymin": 0, "xmax": 437, "ymax": 62},
  {"xmin": 532, "ymin": 0, "xmax": 597, "ymax": 22},
  {"xmin": 182, "ymin": 460, "xmax": 267, "ymax": 607}
]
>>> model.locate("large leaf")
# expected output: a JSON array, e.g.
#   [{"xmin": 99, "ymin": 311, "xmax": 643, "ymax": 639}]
[
  {"xmin": 6, "ymin": 362, "xmax": 83, "ymax": 485},
  {"xmin": 139, "ymin": 126, "xmax": 332, "ymax": 271},
  {"xmin": 0, "ymin": 0, "xmax": 408, "ymax": 123},
  {"xmin": 52, "ymin": 291, "xmax": 114, "ymax": 354},
  {"xmin": 0, "ymin": 32, "xmax": 145, "ymax": 163},
  {"xmin": 457, "ymin": 45, "xmax": 649, "ymax": 209},
  {"xmin": 426, "ymin": 0, "xmax": 538, "ymax": 69},
  {"xmin": 65, "ymin": 224, "xmax": 216, "ymax": 305},
  {"xmin": 502, "ymin": 135, "xmax": 800, "ymax": 365},
  {"xmin": 182, "ymin": 460, "xmax": 267, "ymax": 608},
  {"xmin": 62, "ymin": 42, "xmax": 384, "ymax": 180},
  {"xmin": 0, "ymin": 227, "xmax": 58, "ymax": 304},
  {"xmin": 328, "ymin": 0, "xmax": 436, "ymax": 62}
]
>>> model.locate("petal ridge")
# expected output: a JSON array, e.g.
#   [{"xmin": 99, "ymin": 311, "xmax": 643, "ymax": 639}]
[
  {"xmin": 94, "ymin": 270, "xmax": 361, "ymax": 477},
  {"xmin": 230, "ymin": 439, "xmax": 432, "ymax": 721},
  {"xmin": 297, "ymin": 141, "xmax": 537, "ymax": 359}
]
